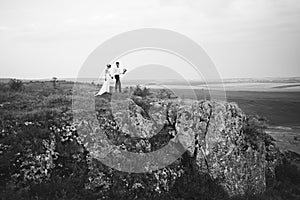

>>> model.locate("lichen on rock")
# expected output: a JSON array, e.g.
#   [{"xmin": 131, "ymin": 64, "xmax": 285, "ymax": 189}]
[
  {"xmin": 84, "ymin": 94, "xmax": 279, "ymax": 198},
  {"xmin": 172, "ymin": 100, "xmax": 266, "ymax": 196}
]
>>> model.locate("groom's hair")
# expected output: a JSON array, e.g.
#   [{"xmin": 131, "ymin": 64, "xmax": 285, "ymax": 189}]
[{"xmin": 116, "ymin": 62, "xmax": 119, "ymax": 65}]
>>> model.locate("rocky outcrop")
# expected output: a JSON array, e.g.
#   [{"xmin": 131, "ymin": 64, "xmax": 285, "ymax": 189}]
[
  {"xmin": 83, "ymin": 95, "xmax": 279, "ymax": 199},
  {"xmin": 173, "ymin": 101, "xmax": 266, "ymax": 196}
]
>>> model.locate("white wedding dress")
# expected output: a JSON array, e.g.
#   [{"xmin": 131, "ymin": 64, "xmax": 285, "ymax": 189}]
[{"xmin": 95, "ymin": 68, "xmax": 111, "ymax": 96}]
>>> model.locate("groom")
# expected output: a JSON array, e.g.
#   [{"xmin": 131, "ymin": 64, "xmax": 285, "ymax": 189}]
[{"xmin": 113, "ymin": 61, "xmax": 126, "ymax": 93}]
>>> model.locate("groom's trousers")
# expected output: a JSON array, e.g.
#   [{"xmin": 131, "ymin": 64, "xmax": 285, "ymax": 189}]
[{"xmin": 114, "ymin": 75, "xmax": 121, "ymax": 93}]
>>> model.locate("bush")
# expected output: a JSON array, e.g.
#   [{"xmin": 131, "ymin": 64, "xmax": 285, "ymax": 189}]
[
  {"xmin": 243, "ymin": 115, "xmax": 268, "ymax": 151},
  {"xmin": 133, "ymin": 85, "xmax": 150, "ymax": 97},
  {"xmin": 157, "ymin": 89, "xmax": 176, "ymax": 99},
  {"xmin": 8, "ymin": 79, "xmax": 23, "ymax": 91}
]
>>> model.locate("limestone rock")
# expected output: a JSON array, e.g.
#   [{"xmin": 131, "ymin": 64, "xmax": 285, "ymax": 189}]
[
  {"xmin": 88, "ymin": 95, "xmax": 276, "ymax": 198},
  {"xmin": 174, "ymin": 101, "xmax": 266, "ymax": 196}
]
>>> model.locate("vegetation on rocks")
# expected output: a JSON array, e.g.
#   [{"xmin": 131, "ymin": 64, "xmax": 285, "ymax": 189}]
[{"xmin": 0, "ymin": 80, "xmax": 299, "ymax": 199}]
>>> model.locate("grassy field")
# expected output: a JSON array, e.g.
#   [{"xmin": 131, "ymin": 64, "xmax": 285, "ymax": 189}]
[
  {"xmin": 149, "ymin": 88, "xmax": 300, "ymax": 127},
  {"xmin": 0, "ymin": 79, "xmax": 300, "ymax": 199}
]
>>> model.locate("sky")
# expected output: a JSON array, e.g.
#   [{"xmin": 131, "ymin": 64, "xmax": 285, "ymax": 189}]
[{"xmin": 0, "ymin": 0, "xmax": 300, "ymax": 80}]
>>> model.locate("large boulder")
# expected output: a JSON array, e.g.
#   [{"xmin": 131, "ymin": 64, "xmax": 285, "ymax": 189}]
[
  {"xmin": 84, "ymin": 95, "xmax": 275, "ymax": 198},
  {"xmin": 174, "ymin": 101, "xmax": 266, "ymax": 196}
]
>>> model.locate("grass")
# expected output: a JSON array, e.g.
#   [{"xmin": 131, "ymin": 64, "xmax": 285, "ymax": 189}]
[
  {"xmin": 0, "ymin": 80, "xmax": 299, "ymax": 199},
  {"xmin": 151, "ymin": 88, "xmax": 300, "ymax": 127}
]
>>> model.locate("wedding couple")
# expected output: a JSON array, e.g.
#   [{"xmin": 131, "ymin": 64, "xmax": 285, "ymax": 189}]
[{"xmin": 95, "ymin": 61, "xmax": 127, "ymax": 96}]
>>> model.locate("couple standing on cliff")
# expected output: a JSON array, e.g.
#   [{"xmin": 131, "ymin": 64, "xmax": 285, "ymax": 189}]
[{"xmin": 95, "ymin": 61, "xmax": 127, "ymax": 96}]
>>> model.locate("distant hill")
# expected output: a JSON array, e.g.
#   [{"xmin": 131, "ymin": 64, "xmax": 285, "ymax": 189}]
[{"xmin": 1, "ymin": 77, "xmax": 300, "ymax": 85}]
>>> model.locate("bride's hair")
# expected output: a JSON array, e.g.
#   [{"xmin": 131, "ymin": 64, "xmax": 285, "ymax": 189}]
[{"xmin": 106, "ymin": 64, "xmax": 111, "ymax": 68}]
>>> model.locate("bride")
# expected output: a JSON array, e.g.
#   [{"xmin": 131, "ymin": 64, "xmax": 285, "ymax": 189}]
[{"xmin": 95, "ymin": 64, "xmax": 113, "ymax": 96}]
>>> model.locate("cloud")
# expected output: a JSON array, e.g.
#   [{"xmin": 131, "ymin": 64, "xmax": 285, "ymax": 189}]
[
  {"xmin": 0, "ymin": 0, "xmax": 298, "ymax": 43},
  {"xmin": 0, "ymin": 0, "xmax": 299, "ymax": 78},
  {"xmin": 0, "ymin": 26, "xmax": 8, "ymax": 31}
]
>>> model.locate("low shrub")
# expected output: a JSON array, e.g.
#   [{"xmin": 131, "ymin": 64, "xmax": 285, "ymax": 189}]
[
  {"xmin": 133, "ymin": 85, "xmax": 151, "ymax": 97},
  {"xmin": 8, "ymin": 79, "xmax": 23, "ymax": 91}
]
